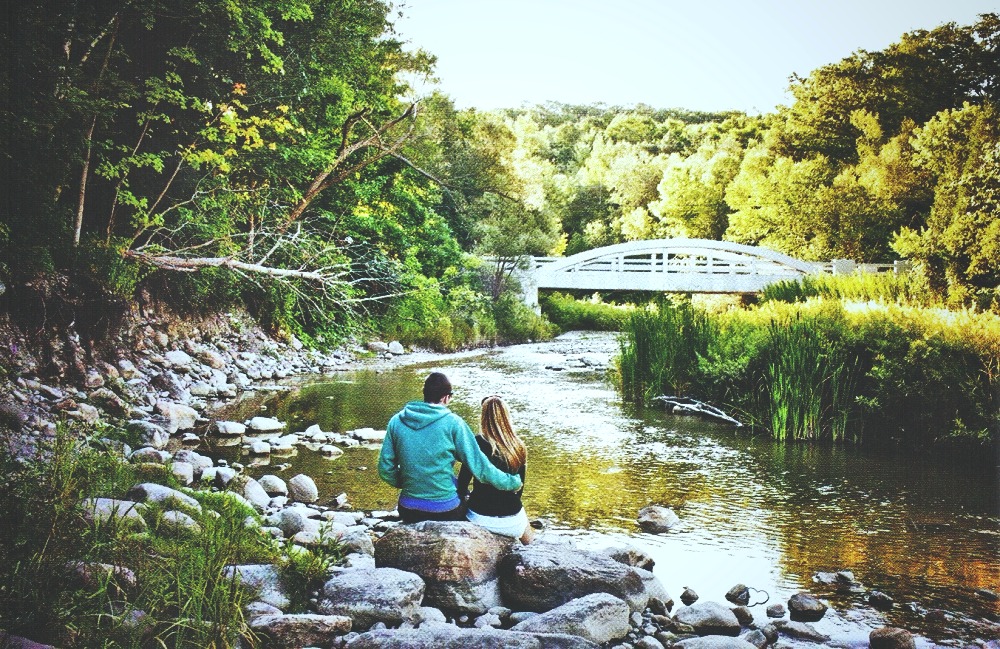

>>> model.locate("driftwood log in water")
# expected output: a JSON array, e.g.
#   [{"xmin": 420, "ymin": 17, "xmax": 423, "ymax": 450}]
[{"xmin": 653, "ymin": 395, "xmax": 742, "ymax": 427}]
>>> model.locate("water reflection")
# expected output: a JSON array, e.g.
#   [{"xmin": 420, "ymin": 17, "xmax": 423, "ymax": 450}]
[{"xmin": 209, "ymin": 332, "xmax": 999, "ymax": 646}]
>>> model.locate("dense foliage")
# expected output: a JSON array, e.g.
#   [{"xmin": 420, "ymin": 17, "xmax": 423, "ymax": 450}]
[
  {"xmin": 616, "ymin": 293, "xmax": 1000, "ymax": 447},
  {"xmin": 1, "ymin": 7, "xmax": 997, "ymax": 348}
]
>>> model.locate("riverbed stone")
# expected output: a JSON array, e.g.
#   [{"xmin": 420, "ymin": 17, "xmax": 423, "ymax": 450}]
[
  {"xmin": 765, "ymin": 603, "xmax": 785, "ymax": 618},
  {"xmin": 317, "ymin": 567, "xmax": 425, "ymax": 629},
  {"xmin": 127, "ymin": 420, "xmax": 170, "ymax": 449},
  {"xmin": 130, "ymin": 446, "xmax": 170, "ymax": 463},
  {"xmin": 870, "ymin": 626, "xmax": 916, "ymax": 649},
  {"xmin": 198, "ymin": 349, "xmax": 227, "ymax": 369},
  {"xmin": 868, "ymin": 590, "xmax": 895, "ymax": 610},
  {"xmin": 88, "ymin": 387, "xmax": 129, "ymax": 417},
  {"xmin": 375, "ymin": 521, "xmax": 516, "ymax": 614},
  {"xmin": 258, "ymin": 474, "xmax": 288, "ymax": 496},
  {"xmin": 772, "ymin": 619, "xmax": 830, "ymax": 642},
  {"xmin": 215, "ymin": 420, "xmax": 246, "ymax": 436},
  {"xmin": 288, "ymin": 474, "xmax": 319, "ymax": 502},
  {"xmin": 170, "ymin": 461, "xmax": 194, "ymax": 485},
  {"xmin": 674, "ymin": 637, "xmax": 758, "ymax": 649},
  {"xmin": 224, "ymin": 564, "xmax": 290, "ymax": 610},
  {"xmin": 509, "ymin": 592, "xmax": 631, "ymax": 643},
  {"xmin": 673, "ymin": 601, "xmax": 740, "ymax": 636},
  {"xmin": 250, "ymin": 613, "xmax": 352, "ymax": 647},
  {"xmin": 346, "ymin": 626, "xmax": 599, "ymax": 648},
  {"xmin": 155, "ymin": 400, "xmax": 199, "ymax": 433},
  {"xmin": 498, "ymin": 539, "xmax": 649, "ymax": 613},
  {"xmin": 159, "ymin": 510, "xmax": 201, "ymax": 536},
  {"xmin": 725, "ymin": 584, "xmax": 750, "ymax": 606},
  {"xmin": 637, "ymin": 505, "xmax": 680, "ymax": 533},
  {"xmin": 680, "ymin": 587, "xmax": 699, "ymax": 605},
  {"xmin": 247, "ymin": 416, "xmax": 285, "ymax": 432},
  {"xmin": 602, "ymin": 543, "xmax": 655, "ymax": 571},
  {"xmin": 388, "ymin": 341, "xmax": 405, "ymax": 355},
  {"xmin": 164, "ymin": 349, "xmax": 194, "ymax": 370},
  {"xmin": 127, "ymin": 482, "xmax": 201, "ymax": 513},
  {"xmin": 81, "ymin": 498, "xmax": 147, "ymax": 529},
  {"xmin": 339, "ymin": 527, "xmax": 375, "ymax": 557},
  {"xmin": 787, "ymin": 592, "xmax": 827, "ymax": 621},
  {"xmin": 242, "ymin": 478, "xmax": 272, "ymax": 512}
]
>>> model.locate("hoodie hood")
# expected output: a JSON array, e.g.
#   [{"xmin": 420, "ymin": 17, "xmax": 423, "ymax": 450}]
[{"xmin": 398, "ymin": 400, "xmax": 452, "ymax": 430}]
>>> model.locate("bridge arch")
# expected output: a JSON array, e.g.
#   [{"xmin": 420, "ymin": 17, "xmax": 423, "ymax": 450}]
[{"xmin": 523, "ymin": 238, "xmax": 817, "ymax": 304}]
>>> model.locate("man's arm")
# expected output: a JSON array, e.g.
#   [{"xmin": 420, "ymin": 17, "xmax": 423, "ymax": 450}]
[
  {"xmin": 377, "ymin": 424, "xmax": 400, "ymax": 487},
  {"xmin": 453, "ymin": 419, "xmax": 522, "ymax": 492}
]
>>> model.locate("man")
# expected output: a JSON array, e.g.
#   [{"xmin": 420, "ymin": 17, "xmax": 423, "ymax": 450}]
[{"xmin": 378, "ymin": 372, "xmax": 523, "ymax": 523}]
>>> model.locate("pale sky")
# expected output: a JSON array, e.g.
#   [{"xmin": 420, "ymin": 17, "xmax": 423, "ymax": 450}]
[{"xmin": 396, "ymin": 0, "xmax": 998, "ymax": 114}]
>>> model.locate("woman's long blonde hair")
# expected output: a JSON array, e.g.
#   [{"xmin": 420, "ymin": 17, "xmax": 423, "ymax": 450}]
[{"xmin": 480, "ymin": 395, "xmax": 527, "ymax": 472}]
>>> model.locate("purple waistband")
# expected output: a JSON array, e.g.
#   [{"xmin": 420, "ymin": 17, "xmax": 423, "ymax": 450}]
[{"xmin": 399, "ymin": 494, "xmax": 461, "ymax": 512}]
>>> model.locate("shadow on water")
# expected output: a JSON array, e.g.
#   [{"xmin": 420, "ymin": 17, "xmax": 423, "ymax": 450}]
[{"xmin": 207, "ymin": 332, "xmax": 999, "ymax": 647}]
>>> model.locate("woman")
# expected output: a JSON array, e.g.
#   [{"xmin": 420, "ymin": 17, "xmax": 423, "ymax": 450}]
[{"xmin": 457, "ymin": 395, "xmax": 534, "ymax": 544}]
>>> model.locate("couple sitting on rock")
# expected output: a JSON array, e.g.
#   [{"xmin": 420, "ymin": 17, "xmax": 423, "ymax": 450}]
[{"xmin": 377, "ymin": 371, "xmax": 534, "ymax": 544}]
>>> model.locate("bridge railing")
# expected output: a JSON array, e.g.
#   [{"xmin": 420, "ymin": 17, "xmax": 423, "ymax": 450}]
[{"xmin": 537, "ymin": 256, "xmax": 912, "ymax": 276}]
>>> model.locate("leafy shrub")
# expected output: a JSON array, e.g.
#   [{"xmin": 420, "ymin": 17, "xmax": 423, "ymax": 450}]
[{"xmin": 540, "ymin": 292, "xmax": 633, "ymax": 331}]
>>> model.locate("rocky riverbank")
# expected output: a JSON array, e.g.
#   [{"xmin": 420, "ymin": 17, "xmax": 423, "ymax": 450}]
[{"xmin": 0, "ymin": 314, "xmax": 994, "ymax": 648}]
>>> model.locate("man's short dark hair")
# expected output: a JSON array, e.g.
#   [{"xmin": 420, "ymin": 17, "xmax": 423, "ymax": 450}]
[{"xmin": 423, "ymin": 372, "xmax": 452, "ymax": 403}]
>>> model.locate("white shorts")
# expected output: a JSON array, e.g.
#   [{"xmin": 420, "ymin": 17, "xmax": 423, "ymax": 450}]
[{"xmin": 466, "ymin": 507, "xmax": 529, "ymax": 538}]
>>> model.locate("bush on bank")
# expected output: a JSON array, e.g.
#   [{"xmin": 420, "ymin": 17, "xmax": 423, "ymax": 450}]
[
  {"xmin": 616, "ymin": 296, "xmax": 1000, "ymax": 448},
  {"xmin": 0, "ymin": 427, "xmax": 338, "ymax": 647},
  {"xmin": 540, "ymin": 292, "xmax": 634, "ymax": 332}
]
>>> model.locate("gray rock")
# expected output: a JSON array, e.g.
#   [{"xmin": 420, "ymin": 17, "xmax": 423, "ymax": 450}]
[
  {"xmin": 725, "ymin": 584, "xmax": 749, "ymax": 606},
  {"xmin": 602, "ymin": 543, "xmax": 655, "ymax": 571},
  {"xmin": 278, "ymin": 507, "xmax": 316, "ymax": 536},
  {"xmin": 340, "ymin": 528, "xmax": 375, "ymax": 557},
  {"xmin": 317, "ymin": 567, "xmax": 425, "ymax": 629},
  {"xmin": 130, "ymin": 447, "xmax": 170, "ymax": 464},
  {"xmin": 680, "ymin": 587, "xmax": 699, "ymax": 605},
  {"xmin": 0, "ymin": 631, "xmax": 59, "ymax": 648},
  {"xmin": 247, "ymin": 416, "xmax": 285, "ymax": 432},
  {"xmin": 242, "ymin": 478, "xmax": 272, "ymax": 512},
  {"xmin": 127, "ymin": 419, "xmax": 170, "ymax": 449},
  {"xmin": 189, "ymin": 381, "xmax": 214, "ymax": 397},
  {"xmin": 366, "ymin": 341, "xmax": 390, "ymax": 353},
  {"xmin": 772, "ymin": 619, "xmax": 830, "ymax": 642},
  {"xmin": 868, "ymin": 590, "xmax": 895, "ymax": 610},
  {"xmin": 870, "ymin": 626, "xmax": 916, "ymax": 649},
  {"xmin": 88, "ymin": 387, "xmax": 129, "ymax": 417},
  {"xmin": 739, "ymin": 629, "xmax": 768, "ymax": 649},
  {"xmin": 474, "ymin": 612, "xmax": 503, "ymax": 628},
  {"xmin": 258, "ymin": 474, "xmax": 288, "ymax": 496},
  {"xmin": 499, "ymin": 540, "xmax": 649, "ymax": 613},
  {"xmin": 388, "ymin": 341, "xmax": 405, "ymax": 355},
  {"xmin": 672, "ymin": 601, "xmax": 740, "ymax": 636},
  {"xmin": 250, "ymin": 440, "xmax": 271, "ymax": 455},
  {"xmin": 730, "ymin": 606, "xmax": 753, "ymax": 627},
  {"xmin": 249, "ymin": 613, "xmax": 352, "ymax": 647},
  {"xmin": 84, "ymin": 370, "xmax": 105, "ymax": 389},
  {"xmin": 787, "ymin": 592, "xmax": 827, "ymax": 622},
  {"xmin": 345, "ymin": 626, "xmax": 599, "ymax": 648},
  {"xmin": 173, "ymin": 449, "xmax": 213, "ymax": 477},
  {"xmin": 288, "ymin": 474, "xmax": 319, "ymax": 503},
  {"xmin": 170, "ymin": 461, "xmax": 194, "ymax": 485},
  {"xmin": 164, "ymin": 349, "xmax": 194, "ymax": 369},
  {"xmin": 245, "ymin": 601, "xmax": 283, "ymax": 621},
  {"xmin": 510, "ymin": 592, "xmax": 631, "ymax": 643},
  {"xmin": 127, "ymin": 482, "xmax": 202, "ymax": 512},
  {"xmin": 215, "ymin": 420, "xmax": 246, "ymax": 436},
  {"xmin": 674, "ymin": 636, "xmax": 758, "ymax": 649},
  {"xmin": 118, "ymin": 359, "xmax": 140, "ymax": 379},
  {"xmin": 765, "ymin": 603, "xmax": 785, "ymax": 618},
  {"xmin": 81, "ymin": 498, "xmax": 147, "ymax": 529},
  {"xmin": 224, "ymin": 564, "xmax": 290, "ymax": 609},
  {"xmin": 160, "ymin": 510, "xmax": 201, "ymax": 536},
  {"xmin": 637, "ymin": 505, "xmax": 679, "ymax": 533},
  {"xmin": 349, "ymin": 427, "xmax": 386, "ymax": 443},
  {"xmin": 375, "ymin": 521, "xmax": 516, "ymax": 614},
  {"xmin": 198, "ymin": 349, "xmax": 227, "ymax": 369},
  {"xmin": 155, "ymin": 400, "xmax": 199, "ymax": 433}
]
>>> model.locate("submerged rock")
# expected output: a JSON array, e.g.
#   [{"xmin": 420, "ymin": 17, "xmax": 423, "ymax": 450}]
[
  {"xmin": 637, "ymin": 505, "xmax": 680, "ymax": 533},
  {"xmin": 787, "ymin": 592, "xmax": 827, "ymax": 622}
]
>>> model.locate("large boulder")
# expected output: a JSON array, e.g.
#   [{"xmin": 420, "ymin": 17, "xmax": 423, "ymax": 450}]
[
  {"xmin": 224, "ymin": 564, "xmax": 290, "ymax": 609},
  {"xmin": 317, "ymin": 567, "xmax": 425, "ymax": 629},
  {"xmin": 509, "ymin": 592, "xmax": 630, "ymax": 644},
  {"xmin": 637, "ymin": 505, "xmax": 680, "ymax": 533},
  {"xmin": 375, "ymin": 521, "xmax": 516, "ymax": 614},
  {"xmin": 126, "ymin": 483, "xmax": 201, "ymax": 512},
  {"xmin": 674, "ymin": 637, "xmax": 759, "ymax": 649},
  {"xmin": 673, "ymin": 601, "xmax": 741, "ymax": 636},
  {"xmin": 249, "ymin": 613, "xmax": 351, "ymax": 648},
  {"xmin": 870, "ymin": 627, "xmax": 916, "ymax": 649},
  {"xmin": 346, "ymin": 626, "xmax": 599, "ymax": 648},
  {"xmin": 787, "ymin": 592, "xmax": 827, "ymax": 622},
  {"xmin": 498, "ymin": 540, "xmax": 649, "ymax": 612},
  {"xmin": 155, "ymin": 400, "xmax": 199, "ymax": 433}
]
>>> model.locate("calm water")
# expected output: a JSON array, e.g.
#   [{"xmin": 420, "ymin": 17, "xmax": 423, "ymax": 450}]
[{"xmin": 208, "ymin": 332, "xmax": 999, "ymax": 647}]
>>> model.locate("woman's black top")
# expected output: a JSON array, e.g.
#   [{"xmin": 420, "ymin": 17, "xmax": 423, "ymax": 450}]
[{"xmin": 457, "ymin": 435, "xmax": 525, "ymax": 517}]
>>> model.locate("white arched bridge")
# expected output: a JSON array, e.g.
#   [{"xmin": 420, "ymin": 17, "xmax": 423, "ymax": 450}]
[{"xmin": 515, "ymin": 238, "xmax": 907, "ymax": 307}]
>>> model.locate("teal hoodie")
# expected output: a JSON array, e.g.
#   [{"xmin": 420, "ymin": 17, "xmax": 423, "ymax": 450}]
[{"xmin": 378, "ymin": 400, "xmax": 523, "ymax": 502}]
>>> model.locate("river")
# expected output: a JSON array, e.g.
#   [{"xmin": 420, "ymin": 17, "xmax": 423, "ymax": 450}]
[{"xmin": 208, "ymin": 331, "xmax": 999, "ymax": 647}]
